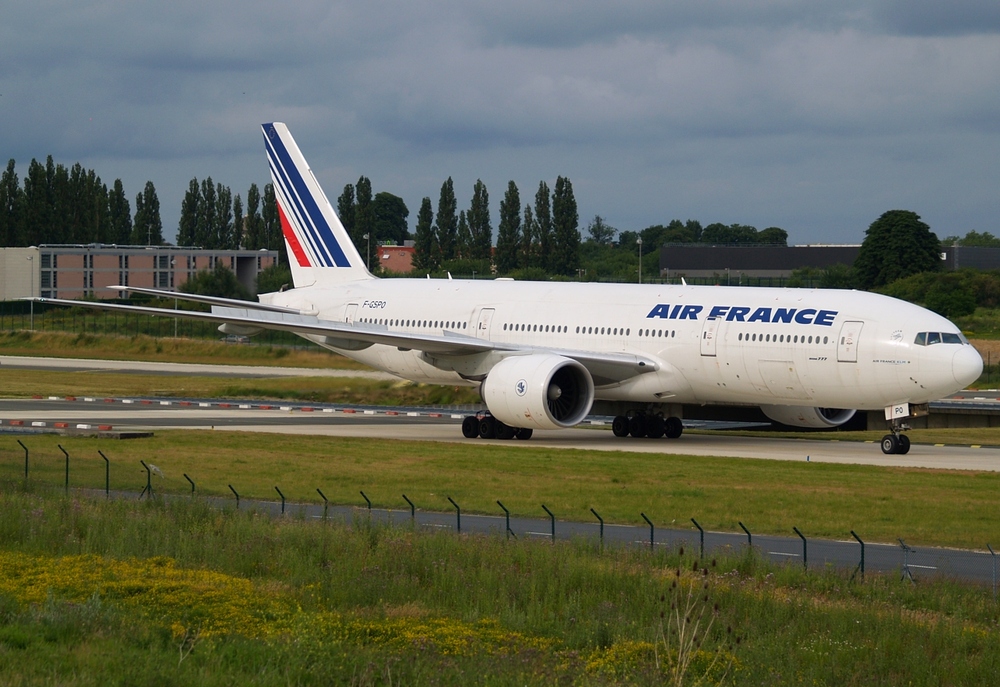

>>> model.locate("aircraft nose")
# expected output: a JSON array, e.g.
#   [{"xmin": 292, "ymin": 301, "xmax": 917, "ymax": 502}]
[{"xmin": 953, "ymin": 346, "xmax": 984, "ymax": 387}]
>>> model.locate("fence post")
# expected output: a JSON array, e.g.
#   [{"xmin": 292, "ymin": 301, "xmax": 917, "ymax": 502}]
[
  {"xmin": 275, "ymin": 486, "xmax": 286, "ymax": 515},
  {"xmin": 58, "ymin": 444, "xmax": 69, "ymax": 494},
  {"xmin": 793, "ymin": 527, "xmax": 807, "ymax": 570},
  {"xmin": 139, "ymin": 460, "xmax": 152, "ymax": 498},
  {"xmin": 228, "ymin": 484, "xmax": 240, "ymax": 509},
  {"xmin": 691, "ymin": 518, "xmax": 704, "ymax": 559},
  {"xmin": 98, "ymin": 451, "xmax": 110, "ymax": 499},
  {"xmin": 183, "ymin": 473, "xmax": 195, "ymax": 496},
  {"xmin": 317, "ymin": 488, "xmax": 329, "ymax": 520},
  {"xmin": 641, "ymin": 513, "xmax": 654, "ymax": 551},
  {"xmin": 497, "ymin": 500, "xmax": 515, "ymax": 539},
  {"xmin": 738, "ymin": 521, "xmax": 752, "ymax": 548},
  {"xmin": 360, "ymin": 490, "xmax": 371, "ymax": 512},
  {"xmin": 402, "ymin": 494, "xmax": 415, "ymax": 522},
  {"xmin": 542, "ymin": 504, "xmax": 555, "ymax": 542},
  {"xmin": 447, "ymin": 497, "xmax": 461, "ymax": 533},
  {"xmin": 591, "ymin": 508, "xmax": 604, "ymax": 549},
  {"xmin": 851, "ymin": 531, "xmax": 865, "ymax": 581},
  {"xmin": 17, "ymin": 439, "xmax": 28, "ymax": 479},
  {"xmin": 989, "ymin": 544, "xmax": 997, "ymax": 602}
]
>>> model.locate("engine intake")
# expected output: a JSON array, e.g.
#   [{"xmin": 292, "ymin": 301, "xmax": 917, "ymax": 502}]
[
  {"xmin": 760, "ymin": 405, "xmax": 856, "ymax": 429},
  {"xmin": 482, "ymin": 354, "xmax": 595, "ymax": 430}
]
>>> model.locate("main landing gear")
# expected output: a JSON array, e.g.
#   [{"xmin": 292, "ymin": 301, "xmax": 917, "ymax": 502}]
[
  {"xmin": 611, "ymin": 411, "xmax": 683, "ymax": 440},
  {"xmin": 461, "ymin": 413, "xmax": 533, "ymax": 441},
  {"xmin": 881, "ymin": 421, "xmax": 911, "ymax": 455}
]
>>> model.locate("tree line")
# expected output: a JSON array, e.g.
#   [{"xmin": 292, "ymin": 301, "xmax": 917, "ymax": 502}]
[{"xmin": 176, "ymin": 179, "xmax": 282, "ymax": 252}]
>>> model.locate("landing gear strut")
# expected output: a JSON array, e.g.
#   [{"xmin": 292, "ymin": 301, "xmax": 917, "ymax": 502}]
[
  {"xmin": 881, "ymin": 421, "xmax": 911, "ymax": 455},
  {"xmin": 612, "ymin": 411, "xmax": 683, "ymax": 440},
  {"xmin": 461, "ymin": 412, "xmax": 533, "ymax": 441}
]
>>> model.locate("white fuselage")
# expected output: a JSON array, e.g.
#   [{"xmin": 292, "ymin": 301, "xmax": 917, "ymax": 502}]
[{"xmin": 264, "ymin": 279, "xmax": 982, "ymax": 412}]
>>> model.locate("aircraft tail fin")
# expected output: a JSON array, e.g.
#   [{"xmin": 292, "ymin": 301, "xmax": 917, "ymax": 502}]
[{"xmin": 262, "ymin": 122, "xmax": 373, "ymax": 287}]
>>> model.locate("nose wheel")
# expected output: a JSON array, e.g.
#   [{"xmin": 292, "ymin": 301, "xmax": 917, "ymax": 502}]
[{"xmin": 881, "ymin": 423, "xmax": 911, "ymax": 455}]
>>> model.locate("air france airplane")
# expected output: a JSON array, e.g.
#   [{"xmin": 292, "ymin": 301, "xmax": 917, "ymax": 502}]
[{"xmin": 37, "ymin": 123, "xmax": 984, "ymax": 455}]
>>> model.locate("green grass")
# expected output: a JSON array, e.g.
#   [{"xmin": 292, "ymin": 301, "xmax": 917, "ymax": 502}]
[
  {"xmin": 0, "ymin": 485, "xmax": 998, "ymax": 686},
  {"xmin": 6, "ymin": 431, "xmax": 1000, "ymax": 550}
]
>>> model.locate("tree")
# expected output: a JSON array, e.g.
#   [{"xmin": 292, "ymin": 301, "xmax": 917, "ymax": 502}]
[
  {"xmin": 467, "ymin": 180, "xmax": 492, "ymax": 261},
  {"xmin": 956, "ymin": 230, "xmax": 1000, "ymax": 247},
  {"xmin": 456, "ymin": 210, "xmax": 471, "ymax": 258},
  {"xmin": 586, "ymin": 215, "xmax": 616, "ymax": 245},
  {"xmin": 551, "ymin": 176, "xmax": 579, "ymax": 276},
  {"xmin": 177, "ymin": 179, "xmax": 200, "ymax": 246},
  {"xmin": 534, "ymin": 181, "xmax": 552, "ymax": 271},
  {"xmin": 244, "ymin": 183, "xmax": 263, "ymax": 250},
  {"xmin": 197, "ymin": 178, "xmax": 218, "ymax": 248},
  {"xmin": 256, "ymin": 262, "xmax": 292, "ymax": 294},
  {"xmin": 354, "ymin": 177, "xmax": 374, "ymax": 262},
  {"xmin": 108, "ymin": 179, "xmax": 132, "ymax": 245},
  {"xmin": 180, "ymin": 262, "xmax": 250, "ymax": 300},
  {"xmin": 495, "ymin": 181, "xmax": 521, "ymax": 274},
  {"xmin": 701, "ymin": 223, "xmax": 759, "ymax": 245},
  {"xmin": 520, "ymin": 203, "xmax": 536, "ymax": 269},
  {"xmin": 757, "ymin": 226, "xmax": 788, "ymax": 245},
  {"xmin": 412, "ymin": 197, "xmax": 437, "ymax": 273},
  {"xmin": 22, "ymin": 159, "xmax": 49, "ymax": 246},
  {"xmin": 216, "ymin": 183, "xmax": 233, "ymax": 249},
  {"xmin": 924, "ymin": 273, "xmax": 977, "ymax": 318},
  {"xmin": 372, "ymin": 191, "xmax": 409, "ymax": 246},
  {"xmin": 133, "ymin": 181, "xmax": 162, "ymax": 245},
  {"xmin": 262, "ymin": 183, "xmax": 281, "ymax": 253},
  {"xmin": 853, "ymin": 210, "xmax": 941, "ymax": 290},
  {"xmin": 232, "ymin": 193, "xmax": 244, "ymax": 249},
  {"xmin": 336, "ymin": 184, "xmax": 355, "ymax": 240},
  {"xmin": 436, "ymin": 178, "xmax": 458, "ymax": 261},
  {"xmin": 0, "ymin": 159, "xmax": 21, "ymax": 246}
]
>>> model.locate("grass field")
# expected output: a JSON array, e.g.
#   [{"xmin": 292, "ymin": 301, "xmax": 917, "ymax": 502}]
[
  {"xmin": 5, "ymin": 431, "xmax": 1000, "ymax": 550},
  {"xmin": 0, "ymin": 484, "xmax": 997, "ymax": 686}
]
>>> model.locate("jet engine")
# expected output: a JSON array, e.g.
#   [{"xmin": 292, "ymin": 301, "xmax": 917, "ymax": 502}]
[
  {"xmin": 482, "ymin": 354, "xmax": 594, "ymax": 430},
  {"xmin": 760, "ymin": 405, "xmax": 856, "ymax": 429}
]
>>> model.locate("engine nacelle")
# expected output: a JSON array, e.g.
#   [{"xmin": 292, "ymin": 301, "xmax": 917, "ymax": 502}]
[
  {"xmin": 482, "ymin": 354, "xmax": 595, "ymax": 430},
  {"xmin": 760, "ymin": 405, "xmax": 856, "ymax": 429}
]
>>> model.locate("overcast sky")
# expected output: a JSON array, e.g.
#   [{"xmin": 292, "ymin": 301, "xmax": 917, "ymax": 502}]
[{"xmin": 3, "ymin": 0, "xmax": 999, "ymax": 246}]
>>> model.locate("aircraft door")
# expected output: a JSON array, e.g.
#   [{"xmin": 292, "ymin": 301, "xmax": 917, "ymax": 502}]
[
  {"xmin": 475, "ymin": 308, "xmax": 495, "ymax": 339},
  {"xmin": 700, "ymin": 318, "xmax": 720, "ymax": 357},
  {"xmin": 837, "ymin": 321, "xmax": 863, "ymax": 362},
  {"xmin": 344, "ymin": 303, "xmax": 359, "ymax": 324}
]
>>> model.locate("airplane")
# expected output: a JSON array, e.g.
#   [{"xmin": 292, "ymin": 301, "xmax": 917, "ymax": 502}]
[{"xmin": 34, "ymin": 122, "xmax": 984, "ymax": 455}]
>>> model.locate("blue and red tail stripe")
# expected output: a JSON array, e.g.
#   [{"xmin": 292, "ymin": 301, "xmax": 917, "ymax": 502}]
[{"xmin": 262, "ymin": 123, "xmax": 352, "ymax": 268}]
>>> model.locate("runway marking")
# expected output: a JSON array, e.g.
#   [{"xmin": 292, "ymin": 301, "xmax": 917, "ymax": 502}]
[
  {"xmin": 909, "ymin": 564, "xmax": 938, "ymax": 570},
  {"xmin": 769, "ymin": 551, "xmax": 800, "ymax": 557}
]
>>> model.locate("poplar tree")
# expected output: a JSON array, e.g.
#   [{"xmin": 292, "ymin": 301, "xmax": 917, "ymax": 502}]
[
  {"xmin": 262, "ymin": 183, "xmax": 281, "ymax": 253},
  {"xmin": 354, "ymin": 177, "xmax": 374, "ymax": 264},
  {"xmin": 177, "ymin": 179, "xmax": 200, "ymax": 246},
  {"xmin": 337, "ymin": 184, "xmax": 356, "ymax": 238},
  {"xmin": 551, "ymin": 176, "xmax": 579, "ymax": 276},
  {"xmin": 467, "ymin": 180, "xmax": 491, "ymax": 261},
  {"xmin": 216, "ymin": 183, "xmax": 233, "ymax": 249},
  {"xmin": 244, "ymin": 183, "xmax": 263, "ymax": 249},
  {"xmin": 133, "ymin": 181, "xmax": 162, "ymax": 246},
  {"xmin": 434, "ymin": 178, "xmax": 458, "ymax": 262},
  {"xmin": 22, "ymin": 159, "xmax": 49, "ymax": 246},
  {"xmin": 520, "ymin": 203, "xmax": 535, "ymax": 269},
  {"xmin": 0, "ymin": 159, "xmax": 21, "ymax": 246},
  {"xmin": 456, "ymin": 210, "xmax": 471, "ymax": 258},
  {"xmin": 198, "ymin": 178, "xmax": 218, "ymax": 247},
  {"xmin": 495, "ymin": 181, "xmax": 521, "ymax": 274},
  {"xmin": 534, "ymin": 181, "xmax": 552, "ymax": 272},
  {"xmin": 232, "ymin": 193, "xmax": 244, "ymax": 248},
  {"xmin": 108, "ymin": 179, "xmax": 131, "ymax": 245},
  {"xmin": 412, "ymin": 196, "xmax": 437, "ymax": 273}
]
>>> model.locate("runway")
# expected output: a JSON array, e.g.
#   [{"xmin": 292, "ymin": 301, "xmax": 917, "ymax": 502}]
[{"xmin": 4, "ymin": 397, "xmax": 1000, "ymax": 472}]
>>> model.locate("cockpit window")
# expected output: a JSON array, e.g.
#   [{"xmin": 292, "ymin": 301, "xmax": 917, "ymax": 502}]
[{"xmin": 914, "ymin": 331, "xmax": 968, "ymax": 346}]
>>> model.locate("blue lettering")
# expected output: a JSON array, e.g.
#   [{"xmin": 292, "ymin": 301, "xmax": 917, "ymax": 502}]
[
  {"xmin": 772, "ymin": 308, "xmax": 795, "ymax": 323},
  {"xmin": 646, "ymin": 304, "xmax": 671, "ymax": 319},
  {"xmin": 814, "ymin": 309, "xmax": 837, "ymax": 326},
  {"xmin": 748, "ymin": 307, "xmax": 772, "ymax": 323},
  {"xmin": 726, "ymin": 306, "xmax": 751, "ymax": 322},
  {"xmin": 794, "ymin": 308, "xmax": 817, "ymax": 325},
  {"xmin": 708, "ymin": 305, "xmax": 729, "ymax": 320},
  {"xmin": 680, "ymin": 305, "xmax": 703, "ymax": 320},
  {"xmin": 670, "ymin": 304, "xmax": 684, "ymax": 319}
]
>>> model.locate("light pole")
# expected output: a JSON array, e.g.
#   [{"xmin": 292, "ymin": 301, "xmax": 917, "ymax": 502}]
[
  {"xmin": 636, "ymin": 237, "xmax": 643, "ymax": 284},
  {"xmin": 26, "ymin": 255, "xmax": 34, "ymax": 331}
]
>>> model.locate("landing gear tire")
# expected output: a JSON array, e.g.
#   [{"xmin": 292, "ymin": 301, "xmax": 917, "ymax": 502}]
[
  {"xmin": 646, "ymin": 415, "xmax": 666, "ymax": 439},
  {"xmin": 628, "ymin": 415, "xmax": 647, "ymax": 438},
  {"xmin": 612, "ymin": 415, "xmax": 630, "ymax": 438},
  {"xmin": 515, "ymin": 427, "xmax": 533, "ymax": 440},
  {"xmin": 665, "ymin": 416, "xmax": 683, "ymax": 439},
  {"xmin": 462, "ymin": 416, "xmax": 480, "ymax": 439},
  {"xmin": 881, "ymin": 434, "xmax": 899, "ymax": 455},
  {"xmin": 897, "ymin": 434, "xmax": 911, "ymax": 454},
  {"xmin": 479, "ymin": 416, "xmax": 497, "ymax": 439},
  {"xmin": 495, "ymin": 420, "xmax": 517, "ymax": 440}
]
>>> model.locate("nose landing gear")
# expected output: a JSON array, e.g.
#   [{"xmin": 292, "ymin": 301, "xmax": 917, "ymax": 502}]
[{"xmin": 881, "ymin": 421, "xmax": 911, "ymax": 455}]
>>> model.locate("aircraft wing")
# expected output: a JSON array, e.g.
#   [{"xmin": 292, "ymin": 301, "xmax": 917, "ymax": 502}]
[
  {"xmin": 32, "ymin": 297, "xmax": 659, "ymax": 383},
  {"xmin": 104, "ymin": 285, "xmax": 306, "ymax": 314}
]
